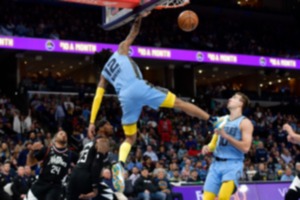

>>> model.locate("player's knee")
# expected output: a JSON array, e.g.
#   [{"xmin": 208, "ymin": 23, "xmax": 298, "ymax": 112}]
[
  {"xmin": 173, "ymin": 97, "xmax": 185, "ymax": 109},
  {"xmin": 125, "ymin": 134, "xmax": 137, "ymax": 145},
  {"xmin": 123, "ymin": 124, "xmax": 137, "ymax": 136}
]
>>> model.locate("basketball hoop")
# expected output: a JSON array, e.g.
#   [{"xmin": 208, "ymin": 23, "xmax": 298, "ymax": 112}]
[{"xmin": 155, "ymin": 0, "xmax": 190, "ymax": 10}]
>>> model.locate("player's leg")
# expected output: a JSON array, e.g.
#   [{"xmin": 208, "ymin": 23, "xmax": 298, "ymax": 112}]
[
  {"xmin": 203, "ymin": 192, "xmax": 216, "ymax": 200},
  {"xmin": 45, "ymin": 185, "xmax": 63, "ymax": 200},
  {"xmin": 26, "ymin": 190, "xmax": 38, "ymax": 200},
  {"xmin": 285, "ymin": 176, "xmax": 300, "ymax": 200},
  {"xmin": 143, "ymin": 83, "xmax": 210, "ymax": 120},
  {"xmin": 67, "ymin": 168, "xmax": 91, "ymax": 200},
  {"xmin": 112, "ymin": 97, "xmax": 143, "ymax": 193},
  {"xmin": 219, "ymin": 160, "xmax": 242, "ymax": 200},
  {"xmin": 285, "ymin": 189, "xmax": 300, "ymax": 200},
  {"xmin": 218, "ymin": 181, "xmax": 235, "ymax": 200},
  {"xmin": 203, "ymin": 162, "xmax": 221, "ymax": 200},
  {"xmin": 172, "ymin": 97, "xmax": 210, "ymax": 120}
]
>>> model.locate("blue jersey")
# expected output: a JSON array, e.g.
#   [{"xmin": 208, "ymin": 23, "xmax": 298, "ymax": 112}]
[
  {"xmin": 101, "ymin": 52, "xmax": 143, "ymax": 94},
  {"xmin": 214, "ymin": 116, "xmax": 245, "ymax": 160}
]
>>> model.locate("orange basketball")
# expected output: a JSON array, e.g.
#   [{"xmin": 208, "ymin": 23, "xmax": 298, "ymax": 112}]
[{"xmin": 178, "ymin": 10, "xmax": 199, "ymax": 32}]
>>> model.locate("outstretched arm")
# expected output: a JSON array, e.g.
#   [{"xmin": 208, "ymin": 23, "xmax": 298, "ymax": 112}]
[
  {"xmin": 118, "ymin": 12, "xmax": 150, "ymax": 55},
  {"xmin": 118, "ymin": 16, "xmax": 142, "ymax": 55},
  {"xmin": 88, "ymin": 76, "xmax": 108, "ymax": 139}
]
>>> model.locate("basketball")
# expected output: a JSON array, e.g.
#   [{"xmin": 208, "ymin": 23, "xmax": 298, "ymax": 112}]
[{"xmin": 178, "ymin": 10, "xmax": 199, "ymax": 32}]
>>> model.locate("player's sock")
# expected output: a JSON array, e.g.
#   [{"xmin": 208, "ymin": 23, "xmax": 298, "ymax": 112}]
[
  {"xmin": 119, "ymin": 141, "xmax": 132, "ymax": 163},
  {"xmin": 218, "ymin": 181, "xmax": 235, "ymax": 200}
]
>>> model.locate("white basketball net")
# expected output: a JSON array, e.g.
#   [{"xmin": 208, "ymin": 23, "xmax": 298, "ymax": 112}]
[{"xmin": 156, "ymin": 0, "xmax": 190, "ymax": 9}]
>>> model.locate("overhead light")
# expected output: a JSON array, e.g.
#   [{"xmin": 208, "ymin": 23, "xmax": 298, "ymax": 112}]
[
  {"xmin": 69, "ymin": 65, "xmax": 73, "ymax": 69},
  {"xmin": 259, "ymin": 83, "xmax": 263, "ymax": 87},
  {"xmin": 237, "ymin": 1, "xmax": 241, "ymax": 5},
  {"xmin": 145, "ymin": 66, "xmax": 150, "ymax": 70},
  {"xmin": 268, "ymin": 81, "xmax": 272, "ymax": 85},
  {"xmin": 45, "ymin": 68, "xmax": 49, "ymax": 71},
  {"xmin": 198, "ymin": 70, "xmax": 203, "ymax": 74},
  {"xmin": 277, "ymin": 79, "xmax": 281, "ymax": 83},
  {"xmin": 288, "ymin": 77, "xmax": 291, "ymax": 81},
  {"xmin": 24, "ymin": 61, "xmax": 27, "ymax": 65}
]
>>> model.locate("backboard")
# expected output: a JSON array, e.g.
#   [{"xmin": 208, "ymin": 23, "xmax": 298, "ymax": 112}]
[
  {"xmin": 102, "ymin": 0, "xmax": 169, "ymax": 31},
  {"xmin": 59, "ymin": 0, "xmax": 174, "ymax": 30}
]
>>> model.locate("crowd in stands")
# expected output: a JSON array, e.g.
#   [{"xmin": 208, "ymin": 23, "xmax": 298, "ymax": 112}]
[
  {"xmin": 1, "ymin": 1, "xmax": 300, "ymax": 58},
  {"xmin": 19, "ymin": 74, "xmax": 300, "ymax": 105},
  {"xmin": 0, "ymin": 86, "xmax": 300, "ymax": 198}
]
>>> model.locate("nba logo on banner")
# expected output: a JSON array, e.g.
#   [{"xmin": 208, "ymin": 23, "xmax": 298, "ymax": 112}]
[
  {"xmin": 259, "ymin": 57, "xmax": 266, "ymax": 66},
  {"xmin": 45, "ymin": 40, "xmax": 55, "ymax": 51},
  {"xmin": 196, "ymin": 52, "xmax": 204, "ymax": 62}
]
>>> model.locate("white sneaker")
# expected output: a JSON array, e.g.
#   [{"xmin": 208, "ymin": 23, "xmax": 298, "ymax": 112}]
[
  {"xmin": 112, "ymin": 162, "xmax": 125, "ymax": 193},
  {"xmin": 115, "ymin": 192, "xmax": 128, "ymax": 200}
]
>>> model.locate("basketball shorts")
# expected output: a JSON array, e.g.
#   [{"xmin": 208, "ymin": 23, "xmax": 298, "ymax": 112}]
[
  {"xmin": 28, "ymin": 179, "xmax": 63, "ymax": 200},
  {"xmin": 119, "ymin": 79, "xmax": 176, "ymax": 125},
  {"xmin": 67, "ymin": 168, "xmax": 93, "ymax": 200},
  {"xmin": 203, "ymin": 159, "xmax": 243, "ymax": 195}
]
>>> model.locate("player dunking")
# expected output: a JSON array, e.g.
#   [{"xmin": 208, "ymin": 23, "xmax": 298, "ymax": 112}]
[
  {"xmin": 88, "ymin": 13, "xmax": 223, "ymax": 192},
  {"xmin": 202, "ymin": 92, "xmax": 253, "ymax": 200}
]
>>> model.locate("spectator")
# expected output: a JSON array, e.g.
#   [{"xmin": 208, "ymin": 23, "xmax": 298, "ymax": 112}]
[
  {"xmin": 154, "ymin": 168, "xmax": 183, "ymax": 200},
  {"xmin": 143, "ymin": 145, "xmax": 159, "ymax": 162},
  {"xmin": 281, "ymin": 148, "xmax": 292, "ymax": 164},
  {"xmin": 11, "ymin": 166, "xmax": 28, "ymax": 200},
  {"xmin": 101, "ymin": 168, "xmax": 116, "ymax": 192},
  {"xmin": 134, "ymin": 168, "xmax": 166, "ymax": 200},
  {"xmin": 187, "ymin": 169, "xmax": 201, "ymax": 182},
  {"xmin": 158, "ymin": 115, "xmax": 172, "ymax": 143},
  {"xmin": 255, "ymin": 141, "xmax": 269, "ymax": 163},
  {"xmin": 252, "ymin": 163, "xmax": 268, "ymax": 181},
  {"xmin": 0, "ymin": 143, "xmax": 11, "ymax": 163},
  {"xmin": 281, "ymin": 167, "xmax": 295, "ymax": 181},
  {"xmin": 17, "ymin": 142, "xmax": 31, "ymax": 166},
  {"xmin": 142, "ymin": 156, "xmax": 156, "ymax": 174},
  {"xmin": 169, "ymin": 169, "xmax": 182, "ymax": 182},
  {"xmin": 128, "ymin": 166, "xmax": 140, "ymax": 186},
  {"xmin": 24, "ymin": 166, "xmax": 35, "ymax": 189},
  {"xmin": 0, "ymin": 161, "xmax": 13, "ymax": 200}
]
